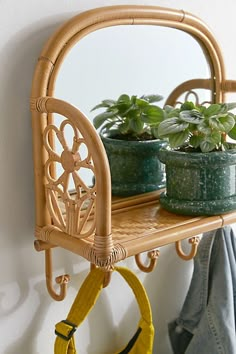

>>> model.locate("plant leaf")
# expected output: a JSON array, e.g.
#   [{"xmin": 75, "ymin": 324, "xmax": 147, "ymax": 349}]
[
  {"xmin": 205, "ymin": 104, "xmax": 222, "ymax": 117},
  {"xmin": 219, "ymin": 102, "xmax": 236, "ymax": 113},
  {"xmin": 119, "ymin": 121, "xmax": 130, "ymax": 134},
  {"xmin": 180, "ymin": 101, "xmax": 196, "ymax": 111},
  {"xmin": 158, "ymin": 118, "xmax": 189, "ymax": 136},
  {"xmin": 164, "ymin": 105, "xmax": 174, "ymax": 112},
  {"xmin": 142, "ymin": 106, "xmax": 164, "ymax": 123},
  {"xmin": 102, "ymin": 121, "xmax": 117, "ymax": 130},
  {"xmin": 197, "ymin": 121, "xmax": 211, "ymax": 135},
  {"xmin": 208, "ymin": 114, "xmax": 235, "ymax": 132},
  {"xmin": 166, "ymin": 109, "xmax": 180, "ymax": 118},
  {"xmin": 129, "ymin": 118, "xmax": 144, "ymax": 134},
  {"xmin": 189, "ymin": 135, "xmax": 201, "ymax": 148},
  {"xmin": 91, "ymin": 99, "xmax": 117, "ymax": 111},
  {"xmin": 136, "ymin": 98, "xmax": 149, "ymax": 108},
  {"xmin": 179, "ymin": 110, "xmax": 203, "ymax": 124},
  {"xmin": 218, "ymin": 115, "xmax": 235, "ymax": 133},
  {"xmin": 210, "ymin": 130, "xmax": 222, "ymax": 144},
  {"xmin": 119, "ymin": 104, "xmax": 136, "ymax": 117},
  {"xmin": 228, "ymin": 125, "xmax": 236, "ymax": 140},
  {"xmin": 118, "ymin": 94, "xmax": 130, "ymax": 104},
  {"xmin": 200, "ymin": 139, "xmax": 216, "ymax": 152},
  {"xmin": 151, "ymin": 127, "xmax": 160, "ymax": 139},
  {"xmin": 140, "ymin": 94, "xmax": 163, "ymax": 103},
  {"xmin": 93, "ymin": 111, "xmax": 117, "ymax": 129},
  {"xmin": 168, "ymin": 130, "xmax": 190, "ymax": 148}
]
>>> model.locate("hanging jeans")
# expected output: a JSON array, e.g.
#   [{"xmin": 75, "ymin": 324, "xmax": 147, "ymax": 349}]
[{"xmin": 168, "ymin": 226, "xmax": 236, "ymax": 354}]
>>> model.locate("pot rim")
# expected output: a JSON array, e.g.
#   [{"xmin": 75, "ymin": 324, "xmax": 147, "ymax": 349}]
[
  {"xmin": 100, "ymin": 131, "xmax": 167, "ymax": 146},
  {"xmin": 158, "ymin": 144, "xmax": 236, "ymax": 166}
]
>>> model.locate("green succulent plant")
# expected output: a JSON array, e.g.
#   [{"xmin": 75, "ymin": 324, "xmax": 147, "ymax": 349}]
[
  {"xmin": 91, "ymin": 93, "xmax": 165, "ymax": 140},
  {"xmin": 158, "ymin": 101, "xmax": 236, "ymax": 152}
]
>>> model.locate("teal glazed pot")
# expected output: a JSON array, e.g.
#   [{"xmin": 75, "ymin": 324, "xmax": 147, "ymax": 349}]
[
  {"xmin": 101, "ymin": 134, "xmax": 168, "ymax": 196},
  {"xmin": 158, "ymin": 147, "xmax": 236, "ymax": 216}
]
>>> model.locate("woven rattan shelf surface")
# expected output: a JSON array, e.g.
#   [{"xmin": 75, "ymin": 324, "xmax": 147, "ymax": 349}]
[
  {"xmin": 108, "ymin": 191, "xmax": 236, "ymax": 256},
  {"xmin": 56, "ymin": 190, "xmax": 236, "ymax": 259}
]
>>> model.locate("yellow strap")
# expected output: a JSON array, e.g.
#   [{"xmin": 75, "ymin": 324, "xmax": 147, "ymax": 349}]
[
  {"xmin": 54, "ymin": 266, "xmax": 153, "ymax": 354},
  {"xmin": 115, "ymin": 267, "xmax": 152, "ymax": 325}
]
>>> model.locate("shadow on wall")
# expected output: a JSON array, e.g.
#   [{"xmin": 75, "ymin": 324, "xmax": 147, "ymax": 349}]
[
  {"xmin": 0, "ymin": 15, "xmax": 98, "ymax": 353},
  {"xmin": 0, "ymin": 245, "xmax": 94, "ymax": 352},
  {"xmin": 0, "ymin": 9, "xmax": 73, "ymax": 303},
  {"xmin": 3, "ymin": 266, "xmax": 117, "ymax": 354},
  {"xmin": 3, "ymin": 279, "xmax": 54, "ymax": 354},
  {"xmin": 0, "ymin": 13, "xmax": 75, "ymax": 247}
]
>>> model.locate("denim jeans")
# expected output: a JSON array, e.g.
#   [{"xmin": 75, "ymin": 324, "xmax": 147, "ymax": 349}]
[{"xmin": 168, "ymin": 226, "xmax": 236, "ymax": 354}]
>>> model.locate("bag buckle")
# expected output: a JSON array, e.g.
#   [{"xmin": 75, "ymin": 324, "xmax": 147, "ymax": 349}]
[{"xmin": 55, "ymin": 319, "xmax": 77, "ymax": 341}]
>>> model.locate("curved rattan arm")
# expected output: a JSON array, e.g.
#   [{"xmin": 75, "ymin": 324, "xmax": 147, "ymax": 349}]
[
  {"xmin": 45, "ymin": 248, "xmax": 70, "ymax": 301},
  {"xmin": 175, "ymin": 236, "xmax": 200, "ymax": 261},
  {"xmin": 31, "ymin": 97, "xmax": 113, "ymax": 261},
  {"xmin": 135, "ymin": 250, "xmax": 160, "ymax": 273}
]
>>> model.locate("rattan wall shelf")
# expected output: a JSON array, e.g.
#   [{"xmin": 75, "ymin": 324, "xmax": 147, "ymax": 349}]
[
  {"xmin": 30, "ymin": 5, "xmax": 236, "ymax": 300},
  {"xmin": 35, "ymin": 188, "xmax": 236, "ymax": 260}
]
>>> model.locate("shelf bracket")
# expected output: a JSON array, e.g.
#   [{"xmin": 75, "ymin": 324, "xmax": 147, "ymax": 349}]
[
  {"xmin": 175, "ymin": 236, "xmax": 200, "ymax": 261},
  {"xmin": 135, "ymin": 250, "xmax": 160, "ymax": 273}
]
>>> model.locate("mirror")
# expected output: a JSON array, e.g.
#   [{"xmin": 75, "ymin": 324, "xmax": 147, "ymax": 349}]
[
  {"xmin": 53, "ymin": 25, "xmax": 211, "ymax": 189},
  {"xmin": 55, "ymin": 25, "xmax": 211, "ymax": 116}
]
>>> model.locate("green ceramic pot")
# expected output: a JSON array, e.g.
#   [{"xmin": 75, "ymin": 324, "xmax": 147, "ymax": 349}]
[
  {"xmin": 101, "ymin": 133, "xmax": 168, "ymax": 196},
  {"xmin": 158, "ymin": 146, "xmax": 236, "ymax": 215}
]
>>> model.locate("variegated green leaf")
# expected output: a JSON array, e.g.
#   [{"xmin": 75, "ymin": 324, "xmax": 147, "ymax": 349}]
[
  {"xmin": 200, "ymin": 139, "xmax": 216, "ymax": 152},
  {"xmin": 158, "ymin": 118, "xmax": 189, "ymax": 136},
  {"xmin": 168, "ymin": 130, "xmax": 190, "ymax": 148}
]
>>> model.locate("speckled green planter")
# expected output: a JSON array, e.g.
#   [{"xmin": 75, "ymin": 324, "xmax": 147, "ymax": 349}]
[
  {"xmin": 158, "ymin": 147, "xmax": 236, "ymax": 216},
  {"xmin": 101, "ymin": 134, "xmax": 167, "ymax": 196}
]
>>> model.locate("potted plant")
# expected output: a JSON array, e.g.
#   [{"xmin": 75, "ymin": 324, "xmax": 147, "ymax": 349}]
[
  {"xmin": 91, "ymin": 93, "xmax": 168, "ymax": 196},
  {"xmin": 157, "ymin": 101, "xmax": 236, "ymax": 215}
]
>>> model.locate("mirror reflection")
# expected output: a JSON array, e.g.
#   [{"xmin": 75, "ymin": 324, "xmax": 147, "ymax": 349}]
[
  {"xmin": 55, "ymin": 25, "xmax": 211, "ymax": 117},
  {"xmin": 54, "ymin": 25, "xmax": 211, "ymax": 189}
]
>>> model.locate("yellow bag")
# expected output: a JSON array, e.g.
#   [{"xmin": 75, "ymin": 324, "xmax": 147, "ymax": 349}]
[{"xmin": 54, "ymin": 266, "xmax": 154, "ymax": 354}]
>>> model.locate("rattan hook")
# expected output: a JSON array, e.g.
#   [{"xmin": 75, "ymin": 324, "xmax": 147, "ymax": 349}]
[
  {"xmin": 135, "ymin": 250, "xmax": 160, "ymax": 273},
  {"xmin": 175, "ymin": 236, "xmax": 200, "ymax": 261},
  {"xmin": 45, "ymin": 248, "xmax": 70, "ymax": 301}
]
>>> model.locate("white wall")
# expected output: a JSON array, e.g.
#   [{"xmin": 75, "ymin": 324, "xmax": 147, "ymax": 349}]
[{"xmin": 0, "ymin": 1, "xmax": 235, "ymax": 353}]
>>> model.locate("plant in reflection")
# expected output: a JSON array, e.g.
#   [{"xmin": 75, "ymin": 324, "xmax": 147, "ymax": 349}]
[
  {"xmin": 91, "ymin": 93, "xmax": 167, "ymax": 196},
  {"xmin": 158, "ymin": 101, "xmax": 236, "ymax": 152},
  {"xmin": 91, "ymin": 93, "xmax": 165, "ymax": 140}
]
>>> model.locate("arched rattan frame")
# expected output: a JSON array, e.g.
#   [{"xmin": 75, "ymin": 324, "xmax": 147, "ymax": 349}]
[
  {"xmin": 32, "ymin": 5, "xmax": 227, "ymax": 100},
  {"xmin": 31, "ymin": 5, "xmax": 227, "ymax": 229}
]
